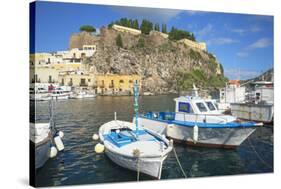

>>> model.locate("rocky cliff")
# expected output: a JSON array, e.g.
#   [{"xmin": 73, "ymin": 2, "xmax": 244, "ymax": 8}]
[{"xmin": 70, "ymin": 27, "xmax": 227, "ymax": 94}]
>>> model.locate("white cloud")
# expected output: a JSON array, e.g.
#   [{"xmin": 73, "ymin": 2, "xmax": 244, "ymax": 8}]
[
  {"xmin": 236, "ymin": 38, "xmax": 272, "ymax": 58},
  {"xmin": 207, "ymin": 37, "xmax": 239, "ymax": 45},
  {"xmin": 185, "ymin": 10, "xmax": 206, "ymax": 16},
  {"xmin": 110, "ymin": 6, "xmax": 182, "ymax": 23},
  {"xmin": 224, "ymin": 69, "xmax": 260, "ymax": 80},
  {"xmin": 236, "ymin": 52, "xmax": 248, "ymax": 57},
  {"xmin": 196, "ymin": 24, "xmax": 213, "ymax": 39},
  {"xmin": 247, "ymin": 38, "xmax": 272, "ymax": 50},
  {"xmin": 231, "ymin": 26, "xmax": 261, "ymax": 35}
]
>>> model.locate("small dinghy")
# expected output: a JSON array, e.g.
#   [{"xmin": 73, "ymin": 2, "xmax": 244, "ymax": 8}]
[{"xmin": 98, "ymin": 82, "xmax": 173, "ymax": 179}]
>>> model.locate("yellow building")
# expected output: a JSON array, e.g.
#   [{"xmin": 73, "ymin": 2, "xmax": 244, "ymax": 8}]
[
  {"xmin": 95, "ymin": 74, "xmax": 141, "ymax": 95},
  {"xmin": 58, "ymin": 71, "xmax": 95, "ymax": 88},
  {"xmin": 30, "ymin": 63, "xmax": 82, "ymax": 84},
  {"xmin": 112, "ymin": 24, "xmax": 141, "ymax": 36},
  {"xmin": 179, "ymin": 38, "xmax": 207, "ymax": 51}
]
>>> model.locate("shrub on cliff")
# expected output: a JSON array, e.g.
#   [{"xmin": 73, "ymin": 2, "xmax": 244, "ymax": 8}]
[
  {"xmin": 169, "ymin": 27, "xmax": 196, "ymax": 41},
  {"xmin": 116, "ymin": 34, "xmax": 123, "ymax": 48},
  {"xmin": 80, "ymin": 25, "xmax": 96, "ymax": 33}
]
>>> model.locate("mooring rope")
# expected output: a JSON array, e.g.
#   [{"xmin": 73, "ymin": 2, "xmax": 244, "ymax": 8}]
[
  {"xmin": 173, "ymin": 147, "xmax": 187, "ymax": 178},
  {"xmin": 246, "ymin": 134, "xmax": 273, "ymax": 170},
  {"xmin": 137, "ymin": 157, "xmax": 140, "ymax": 181}
]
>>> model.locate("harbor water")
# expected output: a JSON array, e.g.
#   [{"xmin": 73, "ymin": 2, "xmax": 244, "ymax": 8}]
[{"xmin": 33, "ymin": 95, "xmax": 273, "ymax": 187}]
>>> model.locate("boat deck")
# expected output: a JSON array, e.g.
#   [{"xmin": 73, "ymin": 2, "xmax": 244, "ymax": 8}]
[{"xmin": 104, "ymin": 129, "xmax": 159, "ymax": 148}]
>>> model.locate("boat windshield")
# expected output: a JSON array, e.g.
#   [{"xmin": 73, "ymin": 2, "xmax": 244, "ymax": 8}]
[
  {"xmin": 206, "ymin": 101, "xmax": 216, "ymax": 111},
  {"xmin": 196, "ymin": 102, "xmax": 208, "ymax": 112}
]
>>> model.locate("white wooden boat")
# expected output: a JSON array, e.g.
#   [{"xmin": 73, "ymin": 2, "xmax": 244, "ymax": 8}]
[
  {"xmin": 98, "ymin": 82, "xmax": 172, "ymax": 179},
  {"xmin": 99, "ymin": 120, "xmax": 173, "ymax": 179},
  {"xmin": 30, "ymin": 101, "xmax": 65, "ymax": 169},
  {"xmin": 30, "ymin": 122, "xmax": 52, "ymax": 169}
]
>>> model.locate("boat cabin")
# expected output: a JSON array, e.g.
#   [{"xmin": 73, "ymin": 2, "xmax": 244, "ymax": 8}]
[
  {"xmin": 174, "ymin": 96, "xmax": 236, "ymax": 124},
  {"xmin": 175, "ymin": 96, "xmax": 220, "ymax": 115}
]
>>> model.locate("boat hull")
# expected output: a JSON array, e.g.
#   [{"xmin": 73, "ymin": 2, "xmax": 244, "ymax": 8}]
[
  {"xmin": 105, "ymin": 148, "xmax": 167, "ymax": 179},
  {"xmin": 166, "ymin": 124, "xmax": 256, "ymax": 148},
  {"xmin": 31, "ymin": 139, "xmax": 51, "ymax": 169},
  {"xmin": 138, "ymin": 117, "xmax": 256, "ymax": 148}
]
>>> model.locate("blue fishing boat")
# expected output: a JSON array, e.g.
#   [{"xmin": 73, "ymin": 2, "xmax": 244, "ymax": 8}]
[{"xmin": 137, "ymin": 95, "xmax": 263, "ymax": 148}]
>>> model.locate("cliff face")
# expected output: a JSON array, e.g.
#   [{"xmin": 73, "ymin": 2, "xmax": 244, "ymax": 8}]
[{"xmin": 69, "ymin": 28, "xmax": 226, "ymax": 94}]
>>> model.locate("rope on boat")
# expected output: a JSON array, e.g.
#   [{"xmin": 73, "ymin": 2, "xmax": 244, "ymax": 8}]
[
  {"xmin": 133, "ymin": 149, "xmax": 141, "ymax": 181},
  {"xmin": 173, "ymin": 147, "xmax": 187, "ymax": 178}
]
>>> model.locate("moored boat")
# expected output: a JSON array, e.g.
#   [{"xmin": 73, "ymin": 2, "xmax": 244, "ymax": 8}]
[
  {"xmin": 98, "ymin": 82, "xmax": 173, "ymax": 179},
  {"xmin": 70, "ymin": 91, "xmax": 96, "ymax": 99},
  {"xmin": 137, "ymin": 95, "xmax": 263, "ymax": 148}
]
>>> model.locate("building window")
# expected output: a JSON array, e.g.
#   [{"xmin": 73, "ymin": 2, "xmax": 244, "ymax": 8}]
[
  {"xmin": 48, "ymin": 75, "xmax": 52, "ymax": 83},
  {"xmin": 80, "ymin": 78, "xmax": 86, "ymax": 86},
  {"xmin": 129, "ymin": 80, "xmax": 133, "ymax": 83},
  {"xmin": 88, "ymin": 79, "xmax": 91, "ymax": 82},
  {"xmin": 119, "ymin": 80, "xmax": 124, "ymax": 83},
  {"xmin": 35, "ymin": 74, "xmax": 38, "ymax": 83},
  {"xmin": 69, "ymin": 78, "xmax": 73, "ymax": 86},
  {"xmin": 61, "ymin": 78, "xmax": 64, "ymax": 86}
]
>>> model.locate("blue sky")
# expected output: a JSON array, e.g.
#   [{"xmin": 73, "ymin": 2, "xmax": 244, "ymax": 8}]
[{"xmin": 33, "ymin": 1, "xmax": 274, "ymax": 80}]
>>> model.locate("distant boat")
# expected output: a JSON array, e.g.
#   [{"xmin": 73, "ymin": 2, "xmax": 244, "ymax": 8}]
[
  {"xmin": 98, "ymin": 82, "xmax": 173, "ymax": 179},
  {"xmin": 50, "ymin": 89, "xmax": 70, "ymax": 100},
  {"xmin": 70, "ymin": 91, "xmax": 96, "ymax": 99},
  {"xmin": 137, "ymin": 95, "xmax": 263, "ymax": 148}
]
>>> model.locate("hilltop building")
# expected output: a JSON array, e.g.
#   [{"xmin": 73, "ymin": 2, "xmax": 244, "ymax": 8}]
[
  {"xmin": 112, "ymin": 24, "xmax": 141, "ymax": 36},
  {"xmin": 179, "ymin": 38, "xmax": 207, "ymax": 51}
]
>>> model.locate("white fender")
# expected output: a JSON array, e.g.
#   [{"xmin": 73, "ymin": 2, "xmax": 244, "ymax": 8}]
[
  {"xmin": 54, "ymin": 136, "xmax": 64, "ymax": 151},
  {"xmin": 193, "ymin": 125, "xmax": 199, "ymax": 143},
  {"xmin": 58, "ymin": 131, "xmax": 64, "ymax": 139},
  {"xmin": 49, "ymin": 146, "xmax": 58, "ymax": 158},
  {"xmin": 92, "ymin": 133, "xmax": 99, "ymax": 141},
  {"xmin": 95, "ymin": 143, "xmax": 105, "ymax": 153}
]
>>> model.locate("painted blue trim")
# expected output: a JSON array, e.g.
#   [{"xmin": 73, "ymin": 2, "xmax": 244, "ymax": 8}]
[
  {"xmin": 104, "ymin": 130, "xmax": 159, "ymax": 148},
  {"xmin": 140, "ymin": 112, "xmax": 258, "ymax": 128}
]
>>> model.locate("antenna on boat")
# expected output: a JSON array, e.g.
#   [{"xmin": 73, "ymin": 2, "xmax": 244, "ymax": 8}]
[{"xmin": 133, "ymin": 80, "xmax": 139, "ymax": 137}]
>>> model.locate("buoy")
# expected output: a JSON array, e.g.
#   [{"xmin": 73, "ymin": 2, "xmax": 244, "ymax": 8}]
[
  {"xmin": 49, "ymin": 146, "xmax": 58, "ymax": 158},
  {"xmin": 193, "ymin": 125, "xmax": 199, "ymax": 143},
  {"xmin": 54, "ymin": 135, "xmax": 64, "ymax": 151},
  {"xmin": 95, "ymin": 143, "xmax": 105, "ymax": 153},
  {"xmin": 92, "ymin": 133, "xmax": 99, "ymax": 141},
  {"xmin": 58, "ymin": 131, "xmax": 64, "ymax": 139}
]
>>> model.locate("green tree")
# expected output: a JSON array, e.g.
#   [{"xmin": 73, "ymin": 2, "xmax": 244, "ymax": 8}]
[
  {"xmin": 162, "ymin": 23, "xmax": 167, "ymax": 33},
  {"xmin": 154, "ymin": 23, "xmax": 160, "ymax": 31},
  {"xmin": 108, "ymin": 22, "xmax": 114, "ymax": 28},
  {"xmin": 140, "ymin": 19, "xmax": 153, "ymax": 34},
  {"xmin": 132, "ymin": 19, "xmax": 139, "ymax": 29},
  {"xmin": 116, "ymin": 34, "xmax": 123, "ymax": 48},
  {"xmin": 169, "ymin": 27, "xmax": 196, "ymax": 41},
  {"xmin": 80, "ymin": 25, "xmax": 96, "ymax": 33}
]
